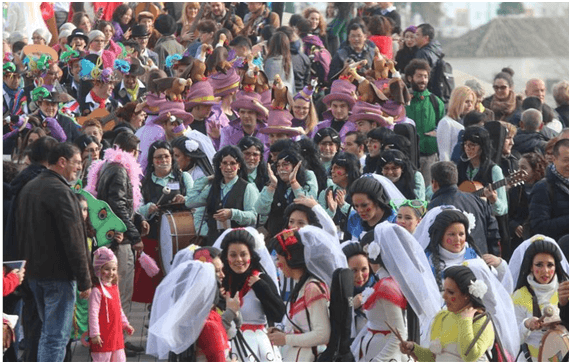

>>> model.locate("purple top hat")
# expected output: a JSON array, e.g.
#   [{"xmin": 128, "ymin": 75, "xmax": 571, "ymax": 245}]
[
  {"xmin": 231, "ymin": 91, "xmax": 269, "ymax": 120},
  {"xmin": 322, "ymin": 79, "xmax": 357, "ymax": 109},
  {"xmin": 154, "ymin": 100, "xmax": 194, "ymax": 125},
  {"xmin": 260, "ymin": 109, "xmax": 303, "ymax": 136},
  {"xmin": 185, "ymin": 81, "xmax": 221, "ymax": 109},
  {"xmin": 348, "ymin": 101, "xmax": 392, "ymax": 127},
  {"xmin": 208, "ymin": 68, "xmax": 240, "ymax": 97}
]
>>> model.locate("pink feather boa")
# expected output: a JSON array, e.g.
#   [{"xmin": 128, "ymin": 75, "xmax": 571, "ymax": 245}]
[{"xmin": 85, "ymin": 146, "xmax": 144, "ymax": 211}]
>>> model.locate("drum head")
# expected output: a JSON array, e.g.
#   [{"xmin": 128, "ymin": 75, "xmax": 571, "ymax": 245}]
[
  {"xmin": 160, "ymin": 213, "xmax": 174, "ymax": 275},
  {"xmin": 539, "ymin": 326, "xmax": 569, "ymax": 362}
]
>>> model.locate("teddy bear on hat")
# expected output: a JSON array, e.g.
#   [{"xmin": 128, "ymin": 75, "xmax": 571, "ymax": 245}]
[{"xmin": 149, "ymin": 77, "xmax": 193, "ymax": 102}]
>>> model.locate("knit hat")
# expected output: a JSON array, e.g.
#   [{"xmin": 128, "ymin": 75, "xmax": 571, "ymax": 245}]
[
  {"xmin": 33, "ymin": 28, "xmax": 52, "ymax": 44},
  {"xmin": 93, "ymin": 247, "xmax": 118, "ymax": 279},
  {"xmin": 322, "ymin": 79, "xmax": 357, "ymax": 109},
  {"xmin": 184, "ymin": 81, "xmax": 221, "ymax": 109},
  {"xmin": 59, "ymin": 22, "xmax": 76, "ymax": 33},
  {"xmin": 209, "ymin": 68, "xmax": 240, "ymax": 97},
  {"xmin": 58, "ymin": 29, "xmax": 72, "ymax": 41},
  {"xmin": 87, "ymin": 30, "xmax": 105, "ymax": 44},
  {"xmin": 154, "ymin": 14, "xmax": 177, "ymax": 36},
  {"xmin": 403, "ymin": 25, "xmax": 417, "ymax": 35}
]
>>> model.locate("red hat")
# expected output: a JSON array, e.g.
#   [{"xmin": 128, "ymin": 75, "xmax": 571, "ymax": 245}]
[
  {"xmin": 184, "ymin": 81, "xmax": 221, "ymax": 109},
  {"xmin": 322, "ymin": 79, "xmax": 357, "ymax": 109},
  {"xmin": 260, "ymin": 109, "xmax": 304, "ymax": 136},
  {"xmin": 208, "ymin": 68, "xmax": 240, "ymax": 97},
  {"xmin": 231, "ymin": 91, "xmax": 269, "ymax": 120}
]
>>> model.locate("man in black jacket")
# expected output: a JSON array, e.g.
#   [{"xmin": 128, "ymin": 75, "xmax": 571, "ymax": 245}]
[
  {"xmin": 15, "ymin": 142, "xmax": 92, "ymax": 362},
  {"xmin": 513, "ymin": 109, "xmax": 548, "ymax": 154},
  {"xmin": 427, "ymin": 161, "xmax": 501, "ymax": 256},
  {"xmin": 32, "ymin": 89, "xmax": 81, "ymax": 142},
  {"xmin": 529, "ymin": 138, "xmax": 569, "ymax": 242},
  {"xmin": 414, "ymin": 23, "xmax": 442, "ymax": 69}
]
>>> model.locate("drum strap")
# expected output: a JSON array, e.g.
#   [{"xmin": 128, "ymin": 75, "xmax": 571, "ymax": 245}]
[{"xmin": 465, "ymin": 313, "xmax": 491, "ymax": 357}]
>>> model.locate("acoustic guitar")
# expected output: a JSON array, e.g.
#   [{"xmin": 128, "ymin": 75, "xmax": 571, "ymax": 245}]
[
  {"xmin": 458, "ymin": 170, "xmax": 528, "ymax": 197},
  {"xmin": 76, "ymin": 108, "xmax": 118, "ymax": 132}
]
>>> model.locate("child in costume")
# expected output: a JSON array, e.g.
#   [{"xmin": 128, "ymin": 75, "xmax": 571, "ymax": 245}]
[{"xmin": 89, "ymin": 247, "xmax": 134, "ymax": 362}]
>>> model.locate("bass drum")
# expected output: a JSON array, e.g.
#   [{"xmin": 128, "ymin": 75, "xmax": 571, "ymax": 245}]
[
  {"xmin": 538, "ymin": 324, "xmax": 569, "ymax": 362},
  {"xmin": 159, "ymin": 210, "xmax": 196, "ymax": 275}
]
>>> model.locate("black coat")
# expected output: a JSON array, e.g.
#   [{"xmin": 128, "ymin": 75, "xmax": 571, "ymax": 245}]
[
  {"xmin": 428, "ymin": 185, "xmax": 501, "ymax": 255},
  {"xmin": 291, "ymin": 41, "xmax": 311, "ymax": 93},
  {"xmin": 96, "ymin": 162, "xmax": 142, "ymax": 245},
  {"xmin": 328, "ymin": 41, "xmax": 376, "ymax": 82},
  {"xmin": 15, "ymin": 169, "xmax": 92, "ymax": 291},
  {"xmin": 529, "ymin": 166, "xmax": 569, "ymax": 241},
  {"xmin": 414, "ymin": 41, "xmax": 442, "ymax": 69},
  {"xmin": 513, "ymin": 129, "xmax": 548, "ymax": 155},
  {"xmin": 33, "ymin": 110, "xmax": 82, "ymax": 142},
  {"xmin": 4, "ymin": 164, "xmax": 46, "ymax": 261},
  {"xmin": 555, "ymin": 104, "xmax": 569, "ymax": 128}
]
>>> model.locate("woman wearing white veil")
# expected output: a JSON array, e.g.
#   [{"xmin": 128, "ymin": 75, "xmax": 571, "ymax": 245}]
[
  {"xmin": 346, "ymin": 173, "xmax": 405, "ymax": 240},
  {"xmin": 213, "ymin": 227, "xmax": 284, "ymax": 362},
  {"xmin": 352, "ymin": 221, "xmax": 441, "ymax": 361},
  {"xmin": 266, "ymin": 226, "xmax": 347, "ymax": 361},
  {"xmin": 146, "ymin": 260, "xmax": 222, "ymax": 360}
]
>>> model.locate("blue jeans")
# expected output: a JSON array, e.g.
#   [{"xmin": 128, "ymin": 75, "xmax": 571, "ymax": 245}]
[{"xmin": 28, "ymin": 279, "xmax": 77, "ymax": 362}]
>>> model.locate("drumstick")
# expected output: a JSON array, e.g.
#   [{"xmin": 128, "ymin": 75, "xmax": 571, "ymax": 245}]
[
  {"xmin": 385, "ymin": 321, "xmax": 412, "ymax": 360},
  {"xmin": 155, "ymin": 187, "xmax": 172, "ymax": 206}
]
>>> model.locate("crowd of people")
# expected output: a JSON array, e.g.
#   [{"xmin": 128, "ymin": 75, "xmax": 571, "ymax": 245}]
[{"xmin": 2, "ymin": 1, "xmax": 569, "ymax": 362}]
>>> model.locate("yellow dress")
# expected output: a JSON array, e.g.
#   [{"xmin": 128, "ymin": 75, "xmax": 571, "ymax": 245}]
[{"xmin": 413, "ymin": 310, "xmax": 494, "ymax": 362}]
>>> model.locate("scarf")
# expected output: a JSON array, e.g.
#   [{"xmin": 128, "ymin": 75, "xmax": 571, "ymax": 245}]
[
  {"xmin": 489, "ymin": 90, "xmax": 517, "ymax": 120},
  {"xmin": 125, "ymin": 82, "xmax": 139, "ymax": 102},
  {"xmin": 550, "ymin": 163, "xmax": 569, "ymax": 191},
  {"xmin": 3, "ymin": 82, "xmax": 19, "ymax": 112},
  {"xmin": 89, "ymin": 90, "xmax": 107, "ymax": 109},
  {"xmin": 527, "ymin": 273, "xmax": 558, "ymax": 306}
]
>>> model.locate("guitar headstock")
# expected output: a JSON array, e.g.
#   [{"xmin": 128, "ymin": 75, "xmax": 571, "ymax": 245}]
[{"xmin": 506, "ymin": 169, "xmax": 528, "ymax": 187}]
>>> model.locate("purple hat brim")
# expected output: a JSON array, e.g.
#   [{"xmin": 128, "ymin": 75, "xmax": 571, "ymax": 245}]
[
  {"xmin": 154, "ymin": 110, "xmax": 194, "ymax": 125},
  {"xmin": 259, "ymin": 126, "xmax": 303, "ymax": 136},
  {"xmin": 230, "ymin": 100, "xmax": 268, "ymax": 120},
  {"xmin": 322, "ymin": 93, "xmax": 356, "ymax": 109}
]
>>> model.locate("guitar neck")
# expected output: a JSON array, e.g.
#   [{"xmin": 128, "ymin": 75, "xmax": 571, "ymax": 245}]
[{"xmin": 472, "ymin": 179, "xmax": 507, "ymax": 197}]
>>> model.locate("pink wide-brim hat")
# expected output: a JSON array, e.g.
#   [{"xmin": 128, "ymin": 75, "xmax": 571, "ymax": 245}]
[
  {"xmin": 231, "ymin": 91, "xmax": 269, "ymax": 120},
  {"xmin": 184, "ymin": 81, "xmax": 221, "ymax": 109},
  {"xmin": 322, "ymin": 79, "xmax": 357, "ymax": 109},
  {"xmin": 208, "ymin": 68, "xmax": 241, "ymax": 97},
  {"xmin": 260, "ymin": 109, "xmax": 303, "ymax": 136},
  {"xmin": 348, "ymin": 101, "xmax": 390, "ymax": 126},
  {"xmin": 155, "ymin": 100, "xmax": 194, "ymax": 125}
]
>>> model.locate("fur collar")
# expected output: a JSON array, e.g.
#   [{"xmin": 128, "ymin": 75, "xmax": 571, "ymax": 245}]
[{"xmin": 85, "ymin": 147, "xmax": 143, "ymax": 210}]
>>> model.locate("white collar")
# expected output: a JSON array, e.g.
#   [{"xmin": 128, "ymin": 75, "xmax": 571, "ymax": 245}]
[
  {"xmin": 119, "ymin": 79, "xmax": 144, "ymax": 91},
  {"xmin": 527, "ymin": 273, "xmax": 558, "ymax": 305},
  {"xmin": 438, "ymin": 244, "xmax": 467, "ymax": 266}
]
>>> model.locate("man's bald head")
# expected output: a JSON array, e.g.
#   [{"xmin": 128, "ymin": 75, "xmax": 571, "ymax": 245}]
[{"xmin": 525, "ymin": 78, "xmax": 546, "ymax": 103}]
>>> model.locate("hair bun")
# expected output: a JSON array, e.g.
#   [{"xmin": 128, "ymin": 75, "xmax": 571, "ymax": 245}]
[{"xmin": 501, "ymin": 67, "xmax": 514, "ymax": 77}]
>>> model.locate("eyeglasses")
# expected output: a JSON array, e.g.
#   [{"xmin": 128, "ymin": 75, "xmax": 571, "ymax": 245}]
[
  {"xmin": 65, "ymin": 158, "xmax": 83, "ymax": 167},
  {"xmin": 85, "ymin": 147, "xmax": 100, "ymax": 153},
  {"xmin": 493, "ymin": 85, "xmax": 508, "ymax": 91}
]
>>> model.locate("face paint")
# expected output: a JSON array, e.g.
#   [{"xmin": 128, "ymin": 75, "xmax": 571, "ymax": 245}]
[
  {"xmin": 447, "ymin": 239, "xmax": 452, "ymax": 244},
  {"xmin": 451, "ymin": 297, "xmax": 456, "ymax": 302},
  {"xmin": 336, "ymin": 170, "xmax": 344, "ymax": 176}
]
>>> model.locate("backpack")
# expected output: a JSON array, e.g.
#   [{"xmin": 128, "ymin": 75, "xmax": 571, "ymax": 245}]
[
  {"xmin": 394, "ymin": 123, "xmax": 420, "ymax": 170},
  {"xmin": 428, "ymin": 53, "xmax": 454, "ymax": 105}
]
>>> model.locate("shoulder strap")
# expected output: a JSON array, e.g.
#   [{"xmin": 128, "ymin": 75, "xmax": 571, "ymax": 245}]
[
  {"xmin": 429, "ymin": 93, "xmax": 440, "ymax": 122},
  {"xmin": 464, "ymin": 312, "xmax": 491, "ymax": 357}
]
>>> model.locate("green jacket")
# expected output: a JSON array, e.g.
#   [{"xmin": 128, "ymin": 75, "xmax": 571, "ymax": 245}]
[{"xmin": 405, "ymin": 90, "xmax": 445, "ymax": 155}]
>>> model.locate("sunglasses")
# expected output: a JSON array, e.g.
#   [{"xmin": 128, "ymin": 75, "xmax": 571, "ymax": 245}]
[
  {"xmin": 493, "ymin": 85, "xmax": 508, "ymax": 91},
  {"xmin": 390, "ymin": 199, "xmax": 427, "ymax": 212}
]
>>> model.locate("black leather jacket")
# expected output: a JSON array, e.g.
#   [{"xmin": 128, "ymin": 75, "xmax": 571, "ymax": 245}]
[{"xmin": 96, "ymin": 162, "xmax": 142, "ymax": 245}]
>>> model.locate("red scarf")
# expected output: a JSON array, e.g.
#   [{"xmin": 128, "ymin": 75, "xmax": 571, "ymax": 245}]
[
  {"xmin": 90, "ymin": 90, "xmax": 107, "ymax": 109},
  {"xmin": 234, "ymin": 270, "xmax": 260, "ymax": 306}
]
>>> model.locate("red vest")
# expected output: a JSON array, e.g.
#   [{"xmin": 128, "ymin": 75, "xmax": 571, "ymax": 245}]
[{"xmin": 91, "ymin": 284, "xmax": 125, "ymax": 352}]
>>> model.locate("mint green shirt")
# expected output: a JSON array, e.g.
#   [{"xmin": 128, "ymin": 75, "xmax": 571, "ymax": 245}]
[{"xmin": 138, "ymin": 171, "xmax": 194, "ymax": 218}]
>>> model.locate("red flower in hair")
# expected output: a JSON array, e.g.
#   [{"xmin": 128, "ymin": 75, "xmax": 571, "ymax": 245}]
[
  {"xmin": 276, "ymin": 229, "xmax": 299, "ymax": 260},
  {"xmin": 194, "ymin": 249, "xmax": 213, "ymax": 264}
]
